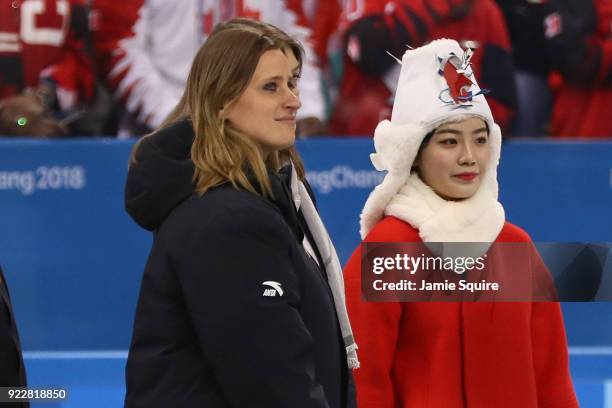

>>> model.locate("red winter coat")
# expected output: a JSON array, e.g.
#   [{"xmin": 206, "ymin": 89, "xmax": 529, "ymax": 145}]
[{"xmin": 344, "ymin": 216, "xmax": 578, "ymax": 408}]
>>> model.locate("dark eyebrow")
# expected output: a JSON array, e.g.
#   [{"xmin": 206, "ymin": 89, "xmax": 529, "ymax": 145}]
[
  {"xmin": 434, "ymin": 128, "xmax": 462, "ymax": 136},
  {"xmin": 261, "ymin": 70, "xmax": 300, "ymax": 82},
  {"xmin": 262, "ymin": 75, "xmax": 284, "ymax": 82},
  {"xmin": 435, "ymin": 127, "xmax": 489, "ymax": 136}
]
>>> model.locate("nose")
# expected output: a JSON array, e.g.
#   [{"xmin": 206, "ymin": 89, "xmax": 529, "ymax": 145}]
[
  {"xmin": 458, "ymin": 141, "xmax": 476, "ymax": 166},
  {"xmin": 284, "ymin": 86, "xmax": 301, "ymax": 111}
]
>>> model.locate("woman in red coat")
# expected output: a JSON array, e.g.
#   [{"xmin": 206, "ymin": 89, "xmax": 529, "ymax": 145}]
[{"xmin": 344, "ymin": 39, "xmax": 578, "ymax": 408}]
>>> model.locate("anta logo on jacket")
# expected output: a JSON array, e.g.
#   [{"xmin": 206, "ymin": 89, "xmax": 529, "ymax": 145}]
[{"xmin": 262, "ymin": 281, "xmax": 284, "ymax": 297}]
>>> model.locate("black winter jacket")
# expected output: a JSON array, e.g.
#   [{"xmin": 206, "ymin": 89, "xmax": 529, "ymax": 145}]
[
  {"xmin": 0, "ymin": 266, "xmax": 29, "ymax": 408},
  {"xmin": 124, "ymin": 120, "xmax": 355, "ymax": 407}
]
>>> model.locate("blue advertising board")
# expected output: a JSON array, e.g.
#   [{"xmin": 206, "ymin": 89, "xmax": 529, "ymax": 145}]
[
  {"xmin": 1, "ymin": 138, "xmax": 611, "ymax": 407},
  {"xmin": 0, "ymin": 138, "xmax": 611, "ymax": 350}
]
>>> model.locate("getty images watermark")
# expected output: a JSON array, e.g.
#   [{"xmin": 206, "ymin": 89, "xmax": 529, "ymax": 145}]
[{"xmin": 361, "ymin": 242, "xmax": 612, "ymax": 302}]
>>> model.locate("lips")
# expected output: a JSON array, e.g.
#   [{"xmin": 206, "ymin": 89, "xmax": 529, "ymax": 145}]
[
  {"xmin": 453, "ymin": 172, "xmax": 478, "ymax": 181},
  {"xmin": 276, "ymin": 116, "xmax": 296, "ymax": 122}
]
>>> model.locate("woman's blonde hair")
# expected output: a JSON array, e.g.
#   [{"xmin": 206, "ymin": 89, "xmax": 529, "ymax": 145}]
[{"xmin": 134, "ymin": 18, "xmax": 306, "ymax": 198}]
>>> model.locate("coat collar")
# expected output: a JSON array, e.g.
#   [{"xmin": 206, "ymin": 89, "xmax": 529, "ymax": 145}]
[{"xmin": 245, "ymin": 165, "xmax": 304, "ymax": 243}]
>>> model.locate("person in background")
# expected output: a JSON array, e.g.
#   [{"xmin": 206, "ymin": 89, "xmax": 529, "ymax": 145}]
[
  {"xmin": 343, "ymin": 39, "xmax": 577, "ymax": 407},
  {"xmin": 92, "ymin": 0, "xmax": 326, "ymax": 137},
  {"xmin": 0, "ymin": 0, "xmax": 107, "ymax": 137},
  {"xmin": 321, "ymin": 0, "xmax": 516, "ymax": 137},
  {"xmin": 124, "ymin": 19, "xmax": 357, "ymax": 407},
  {"xmin": 544, "ymin": 0, "xmax": 612, "ymax": 138},
  {"xmin": 495, "ymin": 0, "xmax": 554, "ymax": 137},
  {"xmin": 0, "ymin": 265, "xmax": 28, "ymax": 408}
]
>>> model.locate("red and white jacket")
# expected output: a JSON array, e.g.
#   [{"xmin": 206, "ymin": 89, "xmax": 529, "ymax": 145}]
[
  {"xmin": 93, "ymin": 0, "xmax": 324, "ymax": 131},
  {"xmin": 0, "ymin": 0, "xmax": 94, "ymax": 109}
]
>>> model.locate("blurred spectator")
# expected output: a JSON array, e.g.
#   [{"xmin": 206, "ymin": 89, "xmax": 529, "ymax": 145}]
[
  {"xmin": 0, "ymin": 93, "xmax": 66, "ymax": 136},
  {"xmin": 299, "ymin": 0, "xmax": 343, "ymax": 119},
  {"xmin": 321, "ymin": 0, "xmax": 516, "ymax": 137},
  {"xmin": 0, "ymin": 0, "xmax": 111, "ymax": 137},
  {"xmin": 496, "ymin": 0, "xmax": 553, "ymax": 136},
  {"xmin": 545, "ymin": 0, "xmax": 612, "ymax": 138},
  {"xmin": 93, "ymin": 0, "xmax": 326, "ymax": 137}
]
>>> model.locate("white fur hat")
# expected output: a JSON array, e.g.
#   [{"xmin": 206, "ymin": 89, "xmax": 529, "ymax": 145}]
[{"xmin": 360, "ymin": 38, "xmax": 503, "ymax": 238}]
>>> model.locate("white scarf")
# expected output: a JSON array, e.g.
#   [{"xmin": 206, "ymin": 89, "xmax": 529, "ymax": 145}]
[
  {"xmin": 289, "ymin": 164, "xmax": 360, "ymax": 369},
  {"xmin": 385, "ymin": 173, "xmax": 505, "ymax": 258}
]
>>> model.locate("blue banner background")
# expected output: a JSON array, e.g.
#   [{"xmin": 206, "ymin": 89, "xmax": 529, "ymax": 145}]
[{"xmin": 0, "ymin": 138, "xmax": 611, "ymax": 351}]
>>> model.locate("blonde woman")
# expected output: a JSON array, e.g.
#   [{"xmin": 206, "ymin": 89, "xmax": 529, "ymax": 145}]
[
  {"xmin": 124, "ymin": 19, "xmax": 357, "ymax": 408},
  {"xmin": 344, "ymin": 39, "xmax": 578, "ymax": 408}
]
